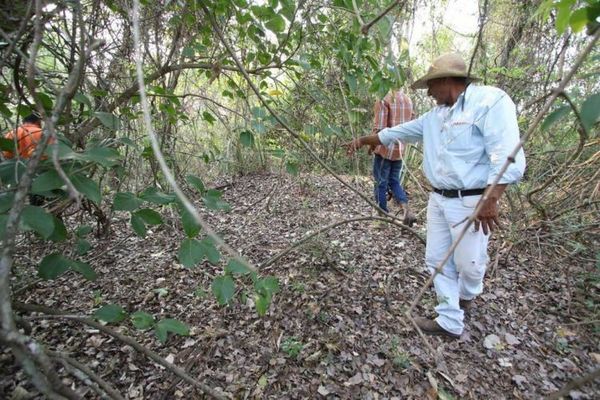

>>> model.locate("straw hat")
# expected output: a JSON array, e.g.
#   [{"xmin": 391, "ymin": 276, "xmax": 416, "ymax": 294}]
[{"xmin": 411, "ymin": 53, "xmax": 480, "ymax": 89}]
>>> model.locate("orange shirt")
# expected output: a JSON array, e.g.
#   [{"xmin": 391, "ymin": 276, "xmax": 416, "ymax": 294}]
[
  {"xmin": 3, "ymin": 122, "xmax": 44, "ymax": 159},
  {"xmin": 371, "ymin": 91, "xmax": 414, "ymax": 160}
]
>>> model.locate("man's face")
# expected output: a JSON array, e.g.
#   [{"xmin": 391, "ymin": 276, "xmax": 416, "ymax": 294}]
[{"xmin": 426, "ymin": 77, "xmax": 451, "ymax": 106}]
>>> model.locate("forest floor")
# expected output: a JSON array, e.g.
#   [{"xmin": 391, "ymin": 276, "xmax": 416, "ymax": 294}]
[{"xmin": 2, "ymin": 172, "xmax": 599, "ymax": 399}]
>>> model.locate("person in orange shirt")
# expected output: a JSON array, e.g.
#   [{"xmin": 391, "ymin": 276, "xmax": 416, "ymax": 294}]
[{"xmin": 3, "ymin": 114, "xmax": 44, "ymax": 159}]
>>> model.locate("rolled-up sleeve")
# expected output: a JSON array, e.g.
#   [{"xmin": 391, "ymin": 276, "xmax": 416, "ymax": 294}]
[
  {"xmin": 480, "ymin": 94, "xmax": 526, "ymax": 184},
  {"xmin": 378, "ymin": 115, "xmax": 424, "ymax": 146}
]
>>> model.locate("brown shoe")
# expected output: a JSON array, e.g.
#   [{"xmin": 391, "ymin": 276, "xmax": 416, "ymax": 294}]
[
  {"xmin": 459, "ymin": 298, "xmax": 474, "ymax": 311},
  {"xmin": 414, "ymin": 317, "xmax": 461, "ymax": 339}
]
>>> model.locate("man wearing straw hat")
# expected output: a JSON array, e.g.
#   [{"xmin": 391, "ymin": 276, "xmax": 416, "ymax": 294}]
[{"xmin": 345, "ymin": 53, "xmax": 526, "ymax": 339}]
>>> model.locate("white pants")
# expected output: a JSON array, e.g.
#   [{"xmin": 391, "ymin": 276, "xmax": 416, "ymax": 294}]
[{"xmin": 425, "ymin": 193, "xmax": 489, "ymax": 335}]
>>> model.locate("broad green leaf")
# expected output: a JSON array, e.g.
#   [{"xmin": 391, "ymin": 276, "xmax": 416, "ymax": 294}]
[
  {"xmin": 265, "ymin": 14, "xmax": 286, "ymax": 33},
  {"xmin": 180, "ymin": 207, "xmax": 201, "ymax": 238},
  {"xmin": 71, "ymin": 174, "xmax": 101, "ymax": 204},
  {"xmin": 240, "ymin": 130, "xmax": 255, "ymax": 147},
  {"xmin": 76, "ymin": 225, "xmax": 93, "ymax": 237},
  {"xmin": 255, "ymin": 276, "xmax": 280, "ymax": 298},
  {"xmin": 225, "ymin": 258, "xmax": 252, "ymax": 275},
  {"xmin": 22, "ymin": 205, "xmax": 55, "ymax": 239},
  {"xmin": 94, "ymin": 304, "xmax": 127, "ymax": 323},
  {"xmin": 0, "ymin": 160, "xmax": 26, "ymax": 185},
  {"xmin": 38, "ymin": 253, "xmax": 71, "ymax": 279},
  {"xmin": 156, "ymin": 319, "xmax": 189, "ymax": 335},
  {"xmin": 81, "ymin": 147, "xmax": 121, "ymax": 168},
  {"xmin": 555, "ymin": 1, "xmax": 574, "ymax": 34},
  {"xmin": 48, "ymin": 216, "xmax": 68, "ymax": 242},
  {"xmin": 202, "ymin": 111, "xmax": 216, "ymax": 125},
  {"xmin": 541, "ymin": 106, "xmax": 571, "ymax": 131},
  {"xmin": 31, "ymin": 170, "xmax": 63, "ymax": 193},
  {"xmin": 131, "ymin": 311, "xmax": 155, "ymax": 330},
  {"xmin": 73, "ymin": 93, "xmax": 92, "ymax": 108},
  {"xmin": 76, "ymin": 238, "xmax": 92, "ymax": 255},
  {"xmin": 178, "ymin": 238, "xmax": 205, "ymax": 268},
  {"xmin": 113, "ymin": 192, "xmax": 143, "ymax": 211},
  {"xmin": 200, "ymin": 238, "xmax": 220, "ymax": 264},
  {"xmin": 286, "ymin": 161, "xmax": 299, "ymax": 175},
  {"xmin": 134, "ymin": 208, "xmax": 163, "ymax": 225},
  {"xmin": 212, "ymin": 275, "xmax": 235, "ymax": 305},
  {"xmin": 346, "ymin": 73, "xmax": 357, "ymax": 93},
  {"xmin": 0, "ymin": 137, "xmax": 15, "ymax": 152},
  {"xmin": 139, "ymin": 187, "xmax": 176, "ymax": 205},
  {"xmin": 581, "ymin": 93, "xmax": 600, "ymax": 132},
  {"xmin": 186, "ymin": 175, "xmax": 205, "ymax": 194},
  {"xmin": 203, "ymin": 189, "xmax": 230, "ymax": 211},
  {"xmin": 154, "ymin": 318, "xmax": 190, "ymax": 343},
  {"xmin": 130, "ymin": 213, "xmax": 147, "ymax": 237},
  {"xmin": 255, "ymin": 294, "xmax": 270, "ymax": 316},
  {"xmin": 0, "ymin": 192, "xmax": 15, "ymax": 213},
  {"xmin": 94, "ymin": 111, "xmax": 121, "ymax": 131},
  {"xmin": 70, "ymin": 261, "xmax": 97, "ymax": 281},
  {"xmin": 569, "ymin": 8, "xmax": 589, "ymax": 32}
]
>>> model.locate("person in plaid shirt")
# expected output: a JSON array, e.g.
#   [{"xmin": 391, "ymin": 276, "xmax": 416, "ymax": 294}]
[{"xmin": 369, "ymin": 90, "xmax": 416, "ymax": 225}]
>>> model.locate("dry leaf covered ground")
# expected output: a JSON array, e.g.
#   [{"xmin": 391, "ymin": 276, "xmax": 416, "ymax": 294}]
[{"xmin": 2, "ymin": 172, "xmax": 599, "ymax": 399}]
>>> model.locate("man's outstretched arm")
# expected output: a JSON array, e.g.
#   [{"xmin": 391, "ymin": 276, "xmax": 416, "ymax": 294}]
[{"xmin": 344, "ymin": 134, "xmax": 383, "ymax": 156}]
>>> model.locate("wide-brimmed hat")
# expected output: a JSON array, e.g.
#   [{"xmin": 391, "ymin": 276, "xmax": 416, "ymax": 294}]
[{"xmin": 411, "ymin": 53, "xmax": 480, "ymax": 89}]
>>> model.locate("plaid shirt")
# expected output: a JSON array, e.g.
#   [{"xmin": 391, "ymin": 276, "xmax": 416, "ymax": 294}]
[{"xmin": 371, "ymin": 91, "xmax": 413, "ymax": 160}]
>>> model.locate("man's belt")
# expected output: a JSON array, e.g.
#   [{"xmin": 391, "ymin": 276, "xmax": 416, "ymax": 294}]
[{"xmin": 433, "ymin": 188, "xmax": 486, "ymax": 198}]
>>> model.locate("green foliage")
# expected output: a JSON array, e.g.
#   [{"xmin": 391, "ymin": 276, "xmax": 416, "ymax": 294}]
[
  {"xmin": 281, "ymin": 337, "xmax": 303, "ymax": 359},
  {"xmin": 94, "ymin": 304, "xmax": 127, "ymax": 323}
]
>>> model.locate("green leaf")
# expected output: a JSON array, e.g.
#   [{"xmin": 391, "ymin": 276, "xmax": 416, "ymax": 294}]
[
  {"xmin": 71, "ymin": 174, "xmax": 101, "ymax": 204},
  {"xmin": 76, "ymin": 238, "xmax": 92, "ymax": 255},
  {"xmin": 0, "ymin": 160, "xmax": 26, "ymax": 186},
  {"xmin": 255, "ymin": 276, "xmax": 280, "ymax": 298},
  {"xmin": 94, "ymin": 111, "xmax": 121, "ymax": 131},
  {"xmin": 0, "ymin": 192, "xmax": 15, "ymax": 213},
  {"xmin": 180, "ymin": 207, "xmax": 201, "ymax": 238},
  {"xmin": 76, "ymin": 225, "xmax": 93, "ymax": 237},
  {"xmin": 225, "ymin": 258, "xmax": 252, "ymax": 275},
  {"xmin": 265, "ymin": 14, "xmax": 286, "ymax": 33},
  {"xmin": 0, "ymin": 137, "xmax": 15, "ymax": 152},
  {"xmin": 555, "ymin": 1, "xmax": 573, "ymax": 34},
  {"xmin": 541, "ymin": 106, "xmax": 571, "ymax": 131},
  {"xmin": 569, "ymin": 8, "xmax": 589, "ymax": 32},
  {"xmin": 80, "ymin": 147, "xmax": 121, "ymax": 168},
  {"xmin": 31, "ymin": 170, "xmax": 64, "ymax": 193},
  {"xmin": 139, "ymin": 187, "xmax": 176, "ymax": 205},
  {"xmin": 130, "ymin": 213, "xmax": 147, "ymax": 237},
  {"xmin": 134, "ymin": 208, "xmax": 163, "ymax": 225},
  {"xmin": 186, "ymin": 175, "xmax": 205, "ymax": 194},
  {"xmin": 113, "ymin": 192, "xmax": 143, "ymax": 211},
  {"xmin": 131, "ymin": 311, "xmax": 155, "ymax": 330},
  {"xmin": 73, "ymin": 93, "xmax": 92, "ymax": 108},
  {"xmin": 581, "ymin": 93, "xmax": 600, "ymax": 132},
  {"xmin": 203, "ymin": 189, "xmax": 230, "ymax": 211},
  {"xmin": 94, "ymin": 304, "xmax": 127, "ymax": 323},
  {"xmin": 240, "ymin": 130, "xmax": 255, "ymax": 147},
  {"xmin": 154, "ymin": 319, "xmax": 190, "ymax": 343},
  {"xmin": 202, "ymin": 111, "xmax": 216, "ymax": 125},
  {"xmin": 178, "ymin": 238, "xmax": 205, "ymax": 268},
  {"xmin": 199, "ymin": 238, "xmax": 220, "ymax": 264},
  {"xmin": 286, "ymin": 161, "xmax": 299, "ymax": 175},
  {"xmin": 38, "ymin": 253, "xmax": 71, "ymax": 279},
  {"xmin": 212, "ymin": 275, "xmax": 235, "ymax": 305},
  {"xmin": 255, "ymin": 294, "xmax": 270, "ymax": 316},
  {"xmin": 48, "ymin": 216, "xmax": 68, "ymax": 242},
  {"xmin": 70, "ymin": 261, "xmax": 97, "ymax": 281},
  {"xmin": 22, "ymin": 205, "xmax": 55, "ymax": 239}
]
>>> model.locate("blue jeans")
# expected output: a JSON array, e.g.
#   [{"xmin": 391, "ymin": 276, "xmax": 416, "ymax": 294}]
[{"xmin": 373, "ymin": 155, "xmax": 408, "ymax": 212}]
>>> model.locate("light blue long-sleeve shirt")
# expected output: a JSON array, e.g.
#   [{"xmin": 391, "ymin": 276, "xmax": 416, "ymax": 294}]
[{"xmin": 378, "ymin": 85, "xmax": 526, "ymax": 190}]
